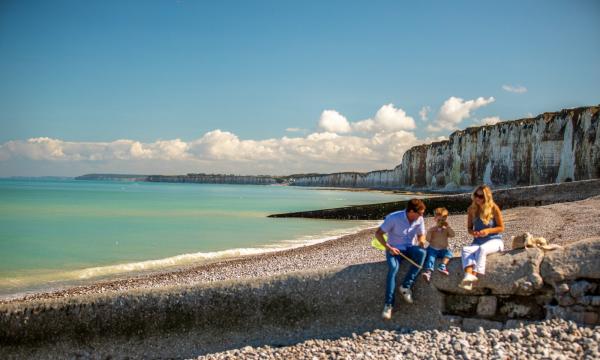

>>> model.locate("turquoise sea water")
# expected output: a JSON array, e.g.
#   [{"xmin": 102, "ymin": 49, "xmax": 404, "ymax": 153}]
[{"xmin": 0, "ymin": 179, "xmax": 410, "ymax": 297}]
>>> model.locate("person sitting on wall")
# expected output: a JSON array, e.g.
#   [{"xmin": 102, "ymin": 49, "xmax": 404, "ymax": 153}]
[
  {"xmin": 421, "ymin": 207, "xmax": 455, "ymax": 282},
  {"xmin": 459, "ymin": 185, "xmax": 505, "ymax": 291},
  {"xmin": 376, "ymin": 199, "xmax": 427, "ymax": 320}
]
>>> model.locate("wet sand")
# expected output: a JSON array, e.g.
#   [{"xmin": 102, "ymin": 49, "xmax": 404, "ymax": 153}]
[{"xmin": 2, "ymin": 195, "xmax": 600, "ymax": 305}]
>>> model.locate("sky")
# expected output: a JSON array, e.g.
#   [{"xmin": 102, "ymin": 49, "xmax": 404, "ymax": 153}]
[{"xmin": 1, "ymin": 0, "xmax": 599, "ymax": 176}]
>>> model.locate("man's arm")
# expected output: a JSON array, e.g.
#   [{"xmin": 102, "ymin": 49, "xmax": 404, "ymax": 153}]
[{"xmin": 376, "ymin": 228, "xmax": 400, "ymax": 255}]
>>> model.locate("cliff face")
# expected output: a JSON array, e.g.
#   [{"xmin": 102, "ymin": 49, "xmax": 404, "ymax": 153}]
[
  {"xmin": 289, "ymin": 169, "xmax": 401, "ymax": 188},
  {"xmin": 292, "ymin": 106, "xmax": 600, "ymax": 189}
]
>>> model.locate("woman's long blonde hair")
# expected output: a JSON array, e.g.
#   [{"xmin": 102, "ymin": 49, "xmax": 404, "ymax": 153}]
[{"xmin": 469, "ymin": 185, "xmax": 496, "ymax": 225}]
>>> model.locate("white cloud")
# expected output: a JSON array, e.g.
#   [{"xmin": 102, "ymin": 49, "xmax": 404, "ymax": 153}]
[
  {"xmin": 373, "ymin": 104, "xmax": 416, "ymax": 131},
  {"xmin": 0, "ymin": 103, "xmax": 441, "ymax": 176},
  {"xmin": 479, "ymin": 116, "xmax": 501, "ymax": 126},
  {"xmin": 352, "ymin": 104, "xmax": 416, "ymax": 133},
  {"xmin": 502, "ymin": 84, "xmax": 527, "ymax": 93},
  {"xmin": 427, "ymin": 96, "xmax": 495, "ymax": 132},
  {"xmin": 419, "ymin": 106, "xmax": 431, "ymax": 121},
  {"xmin": 318, "ymin": 110, "xmax": 351, "ymax": 133},
  {"xmin": 0, "ymin": 129, "xmax": 426, "ymax": 175},
  {"xmin": 285, "ymin": 127, "xmax": 306, "ymax": 133}
]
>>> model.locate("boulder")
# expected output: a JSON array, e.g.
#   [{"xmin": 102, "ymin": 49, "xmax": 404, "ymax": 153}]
[
  {"xmin": 433, "ymin": 248, "xmax": 544, "ymax": 295},
  {"xmin": 540, "ymin": 237, "xmax": 600, "ymax": 285}
]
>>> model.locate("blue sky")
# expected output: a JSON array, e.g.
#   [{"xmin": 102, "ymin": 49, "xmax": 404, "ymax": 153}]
[{"xmin": 1, "ymin": 0, "xmax": 599, "ymax": 176}]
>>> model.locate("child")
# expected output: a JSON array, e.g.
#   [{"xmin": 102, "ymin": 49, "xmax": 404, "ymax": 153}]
[{"xmin": 422, "ymin": 207, "xmax": 455, "ymax": 282}]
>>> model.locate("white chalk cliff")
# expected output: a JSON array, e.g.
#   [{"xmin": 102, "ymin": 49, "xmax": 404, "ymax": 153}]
[{"xmin": 291, "ymin": 106, "xmax": 600, "ymax": 189}]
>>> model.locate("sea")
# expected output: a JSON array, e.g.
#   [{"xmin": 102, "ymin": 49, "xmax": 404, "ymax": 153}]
[{"xmin": 0, "ymin": 178, "xmax": 412, "ymax": 298}]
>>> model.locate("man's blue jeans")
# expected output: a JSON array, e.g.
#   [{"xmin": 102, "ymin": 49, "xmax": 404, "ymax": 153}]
[{"xmin": 384, "ymin": 246, "xmax": 426, "ymax": 306}]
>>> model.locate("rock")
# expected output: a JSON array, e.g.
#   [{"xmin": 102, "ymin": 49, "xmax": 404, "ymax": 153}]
[
  {"xmin": 569, "ymin": 280, "xmax": 595, "ymax": 298},
  {"xmin": 556, "ymin": 283, "xmax": 570, "ymax": 294},
  {"xmin": 499, "ymin": 301, "xmax": 538, "ymax": 318},
  {"xmin": 545, "ymin": 305, "xmax": 567, "ymax": 320},
  {"xmin": 504, "ymin": 319, "xmax": 532, "ymax": 329},
  {"xmin": 433, "ymin": 248, "xmax": 544, "ymax": 296},
  {"xmin": 591, "ymin": 296, "xmax": 600, "ymax": 307},
  {"xmin": 577, "ymin": 296, "xmax": 592, "ymax": 305},
  {"xmin": 431, "ymin": 259, "xmax": 486, "ymax": 295},
  {"xmin": 476, "ymin": 296, "xmax": 497, "ymax": 317},
  {"xmin": 476, "ymin": 248, "xmax": 545, "ymax": 295},
  {"xmin": 583, "ymin": 312, "xmax": 598, "ymax": 325},
  {"xmin": 445, "ymin": 295, "xmax": 479, "ymax": 314},
  {"xmin": 558, "ymin": 294, "xmax": 576, "ymax": 306},
  {"xmin": 462, "ymin": 318, "xmax": 503, "ymax": 332},
  {"xmin": 541, "ymin": 237, "xmax": 600, "ymax": 285},
  {"xmin": 442, "ymin": 315, "xmax": 463, "ymax": 326}
]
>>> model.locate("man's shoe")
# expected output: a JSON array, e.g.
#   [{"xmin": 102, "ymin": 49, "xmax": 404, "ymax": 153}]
[
  {"xmin": 422, "ymin": 270, "xmax": 432, "ymax": 283},
  {"xmin": 399, "ymin": 286, "xmax": 413, "ymax": 304},
  {"xmin": 382, "ymin": 304, "xmax": 393, "ymax": 320},
  {"xmin": 437, "ymin": 263, "xmax": 450, "ymax": 276}
]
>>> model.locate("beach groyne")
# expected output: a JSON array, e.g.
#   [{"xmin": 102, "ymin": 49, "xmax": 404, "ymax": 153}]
[
  {"xmin": 269, "ymin": 179, "xmax": 600, "ymax": 219},
  {"xmin": 1, "ymin": 237, "xmax": 599, "ymax": 358}
]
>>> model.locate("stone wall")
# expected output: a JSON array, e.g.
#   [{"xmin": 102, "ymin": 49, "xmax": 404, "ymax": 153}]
[
  {"xmin": 433, "ymin": 237, "xmax": 600, "ymax": 331},
  {"xmin": 1, "ymin": 237, "xmax": 599, "ymax": 358}
]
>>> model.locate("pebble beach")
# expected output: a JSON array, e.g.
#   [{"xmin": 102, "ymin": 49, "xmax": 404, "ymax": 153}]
[{"xmin": 198, "ymin": 318, "xmax": 599, "ymax": 360}]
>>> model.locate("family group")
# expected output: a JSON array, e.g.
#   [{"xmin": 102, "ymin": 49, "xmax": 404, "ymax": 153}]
[{"xmin": 375, "ymin": 185, "xmax": 504, "ymax": 320}]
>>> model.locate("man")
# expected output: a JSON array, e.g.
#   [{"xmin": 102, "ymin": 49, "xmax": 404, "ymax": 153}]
[{"xmin": 376, "ymin": 199, "xmax": 427, "ymax": 320}]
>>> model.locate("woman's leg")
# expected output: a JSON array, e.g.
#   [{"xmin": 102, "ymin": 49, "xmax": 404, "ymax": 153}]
[
  {"xmin": 385, "ymin": 252, "xmax": 401, "ymax": 305},
  {"xmin": 474, "ymin": 239, "xmax": 504, "ymax": 275},
  {"xmin": 461, "ymin": 245, "xmax": 480, "ymax": 272}
]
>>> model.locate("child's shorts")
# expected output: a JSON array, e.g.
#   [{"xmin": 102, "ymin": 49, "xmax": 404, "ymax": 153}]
[{"xmin": 426, "ymin": 247, "xmax": 452, "ymax": 259}]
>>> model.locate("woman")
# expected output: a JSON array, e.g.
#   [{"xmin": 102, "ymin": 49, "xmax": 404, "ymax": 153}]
[{"xmin": 460, "ymin": 185, "xmax": 505, "ymax": 290}]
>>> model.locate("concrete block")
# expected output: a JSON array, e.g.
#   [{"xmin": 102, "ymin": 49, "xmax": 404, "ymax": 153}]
[{"xmin": 476, "ymin": 296, "xmax": 497, "ymax": 317}]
